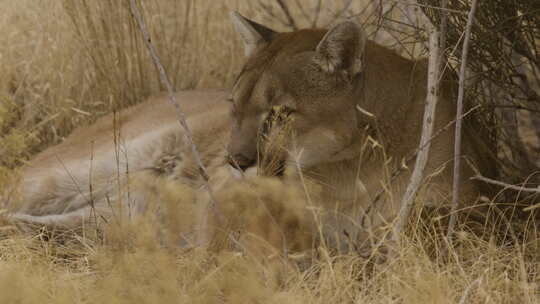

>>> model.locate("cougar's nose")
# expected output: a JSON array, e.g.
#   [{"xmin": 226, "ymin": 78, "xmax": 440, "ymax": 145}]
[{"xmin": 228, "ymin": 153, "xmax": 256, "ymax": 171}]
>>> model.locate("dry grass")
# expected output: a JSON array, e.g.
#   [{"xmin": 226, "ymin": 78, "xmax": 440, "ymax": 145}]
[
  {"xmin": 0, "ymin": 0, "xmax": 539, "ymax": 303},
  {"xmin": 0, "ymin": 216, "xmax": 538, "ymax": 303}
]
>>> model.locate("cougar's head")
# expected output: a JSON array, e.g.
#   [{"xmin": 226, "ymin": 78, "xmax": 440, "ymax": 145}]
[{"xmin": 227, "ymin": 12, "xmax": 367, "ymax": 175}]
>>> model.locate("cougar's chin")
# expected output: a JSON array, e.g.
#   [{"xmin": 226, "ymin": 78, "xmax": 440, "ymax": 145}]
[{"xmin": 227, "ymin": 164, "xmax": 260, "ymax": 179}]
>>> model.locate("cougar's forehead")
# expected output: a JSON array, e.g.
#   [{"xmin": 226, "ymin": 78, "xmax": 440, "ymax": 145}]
[
  {"xmin": 272, "ymin": 54, "xmax": 351, "ymax": 99},
  {"xmin": 231, "ymin": 29, "xmax": 328, "ymax": 112}
]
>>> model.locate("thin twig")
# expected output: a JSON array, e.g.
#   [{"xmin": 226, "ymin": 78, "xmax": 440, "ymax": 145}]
[
  {"xmin": 127, "ymin": 0, "xmax": 220, "ymax": 246},
  {"xmin": 439, "ymin": 0, "xmax": 449, "ymax": 63},
  {"xmin": 471, "ymin": 175, "xmax": 540, "ymax": 194},
  {"xmin": 393, "ymin": 31, "xmax": 440, "ymax": 243},
  {"xmin": 88, "ymin": 141, "xmax": 99, "ymax": 234},
  {"xmin": 447, "ymin": 0, "xmax": 479, "ymax": 241},
  {"xmin": 257, "ymin": 1, "xmax": 290, "ymax": 29},
  {"xmin": 55, "ymin": 155, "xmax": 91, "ymax": 209},
  {"xmin": 388, "ymin": 0, "xmax": 468, "ymax": 15},
  {"xmin": 330, "ymin": 0, "xmax": 354, "ymax": 24},
  {"xmin": 458, "ymin": 276, "xmax": 484, "ymax": 304},
  {"xmin": 311, "ymin": 0, "xmax": 322, "ymax": 28},
  {"xmin": 367, "ymin": 104, "xmax": 480, "ymax": 218},
  {"xmin": 275, "ymin": 0, "xmax": 298, "ymax": 30},
  {"xmin": 291, "ymin": 146, "xmax": 326, "ymax": 249},
  {"xmin": 292, "ymin": 0, "xmax": 311, "ymax": 26}
]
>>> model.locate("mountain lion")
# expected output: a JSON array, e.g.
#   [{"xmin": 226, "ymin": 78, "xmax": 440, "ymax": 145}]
[
  {"xmin": 226, "ymin": 12, "xmax": 494, "ymax": 249},
  {"xmin": 4, "ymin": 13, "xmax": 494, "ymax": 254}
]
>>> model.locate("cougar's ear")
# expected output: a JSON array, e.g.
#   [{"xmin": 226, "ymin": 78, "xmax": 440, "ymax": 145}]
[
  {"xmin": 230, "ymin": 11, "xmax": 277, "ymax": 57},
  {"xmin": 314, "ymin": 21, "xmax": 367, "ymax": 77}
]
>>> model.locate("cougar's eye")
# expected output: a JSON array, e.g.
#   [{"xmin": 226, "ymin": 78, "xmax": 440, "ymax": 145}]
[
  {"xmin": 260, "ymin": 105, "xmax": 295, "ymax": 136},
  {"xmin": 280, "ymin": 105, "xmax": 298, "ymax": 118},
  {"xmin": 274, "ymin": 105, "xmax": 296, "ymax": 116},
  {"xmin": 226, "ymin": 95, "xmax": 234, "ymax": 103}
]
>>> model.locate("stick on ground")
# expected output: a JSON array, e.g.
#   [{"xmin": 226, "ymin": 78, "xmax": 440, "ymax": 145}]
[{"xmin": 127, "ymin": 0, "xmax": 220, "ymax": 246}]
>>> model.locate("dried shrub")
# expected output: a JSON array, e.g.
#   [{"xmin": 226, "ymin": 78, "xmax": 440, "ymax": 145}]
[{"xmin": 420, "ymin": 0, "xmax": 540, "ymax": 187}]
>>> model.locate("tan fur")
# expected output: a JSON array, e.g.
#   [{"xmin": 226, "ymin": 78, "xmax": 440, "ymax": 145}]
[
  {"xmin": 228, "ymin": 14, "xmax": 496, "ymax": 250},
  {"xmin": 10, "ymin": 90, "xmax": 231, "ymax": 228},
  {"xmin": 8, "ymin": 88, "xmax": 312, "ymax": 256}
]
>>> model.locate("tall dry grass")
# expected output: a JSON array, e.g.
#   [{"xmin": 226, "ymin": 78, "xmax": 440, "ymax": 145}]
[
  {"xmin": 0, "ymin": 0, "xmax": 243, "ymax": 168},
  {"xmin": 0, "ymin": 0, "xmax": 419, "ymax": 171},
  {"xmin": 0, "ymin": 0, "xmax": 539, "ymax": 303},
  {"xmin": 0, "ymin": 216, "xmax": 538, "ymax": 303}
]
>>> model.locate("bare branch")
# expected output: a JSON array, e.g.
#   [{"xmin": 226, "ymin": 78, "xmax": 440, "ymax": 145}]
[
  {"xmin": 447, "ymin": 0, "xmax": 479, "ymax": 240},
  {"xmin": 389, "ymin": 0, "xmax": 468, "ymax": 15},
  {"xmin": 311, "ymin": 0, "xmax": 322, "ymax": 28},
  {"xmin": 439, "ymin": 0, "xmax": 449, "ymax": 60},
  {"xmin": 257, "ymin": 1, "xmax": 290, "ymax": 29},
  {"xmin": 393, "ymin": 30, "xmax": 440, "ymax": 242},
  {"xmin": 127, "ymin": 0, "xmax": 221, "ymax": 246},
  {"xmin": 471, "ymin": 175, "xmax": 540, "ymax": 194},
  {"xmin": 292, "ymin": 0, "xmax": 311, "ymax": 26},
  {"xmin": 458, "ymin": 275, "xmax": 484, "ymax": 304},
  {"xmin": 275, "ymin": 0, "xmax": 298, "ymax": 30},
  {"xmin": 330, "ymin": 0, "xmax": 354, "ymax": 24}
]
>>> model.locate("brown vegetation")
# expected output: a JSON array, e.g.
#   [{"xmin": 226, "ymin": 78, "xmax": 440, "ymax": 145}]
[{"xmin": 0, "ymin": 0, "xmax": 539, "ymax": 303}]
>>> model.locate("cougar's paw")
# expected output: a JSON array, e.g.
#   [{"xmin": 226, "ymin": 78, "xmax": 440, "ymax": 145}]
[{"xmin": 210, "ymin": 176, "xmax": 313, "ymax": 258}]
